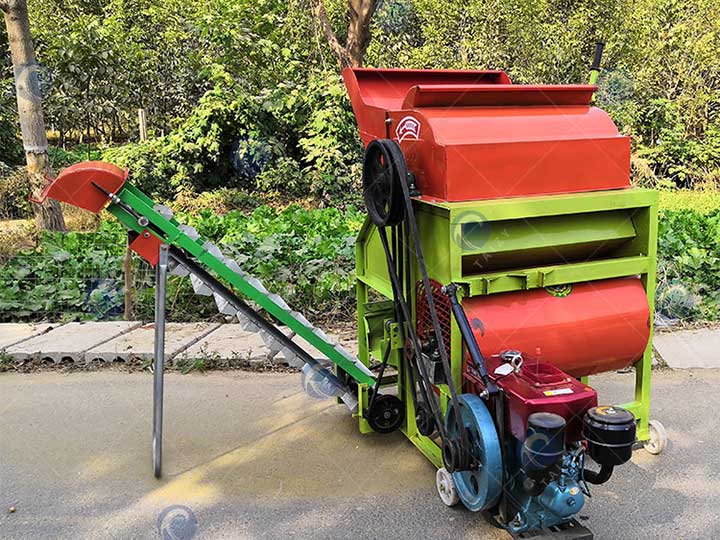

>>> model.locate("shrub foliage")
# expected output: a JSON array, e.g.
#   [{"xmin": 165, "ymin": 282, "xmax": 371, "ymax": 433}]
[{"xmin": 0, "ymin": 206, "xmax": 717, "ymax": 323}]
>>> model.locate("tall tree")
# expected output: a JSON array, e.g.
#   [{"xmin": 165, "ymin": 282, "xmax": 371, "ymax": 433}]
[
  {"xmin": 1, "ymin": 0, "xmax": 65, "ymax": 231},
  {"xmin": 312, "ymin": 0, "xmax": 379, "ymax": 68}
]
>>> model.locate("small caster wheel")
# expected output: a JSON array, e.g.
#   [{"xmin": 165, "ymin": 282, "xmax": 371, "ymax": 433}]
[
  {"xmin": 436, "ymin": 467, "xmax": 459, "ymax": 507},
  {"xmin": 644, "ymin": 419, "xmax": 668, "ymax": 455}
]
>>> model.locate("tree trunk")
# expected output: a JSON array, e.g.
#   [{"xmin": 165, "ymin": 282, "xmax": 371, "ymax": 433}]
[
  {"xmin": 312, "ymin": 0, "xmax": 377, "ymax": 69},
  {"xmin": 2, "ymin": 0, "xmax": 65, "ymax": 232},
  {"xmin": 346, "ymin": 0, "xmax": 375, "ymax": 67}
]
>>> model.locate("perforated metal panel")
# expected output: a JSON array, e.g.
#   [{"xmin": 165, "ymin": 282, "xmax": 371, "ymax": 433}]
[{"xmin": 415, "ymin": 279, "xmax": 451, "ymax": 357}]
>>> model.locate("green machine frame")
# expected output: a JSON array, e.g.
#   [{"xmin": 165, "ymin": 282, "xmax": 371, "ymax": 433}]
[{"xmin": 355, "ymin": 188, "xmax": 658, "ymax": 467}]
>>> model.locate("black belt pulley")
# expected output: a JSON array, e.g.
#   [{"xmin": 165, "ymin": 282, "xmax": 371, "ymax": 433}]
[
  {"xmin": 361, "ymin": 139, "xmax": 472, "ymax": 472},
  {"xmin": 362, "ymin": 140, "xmax": 406, "ymax": 227}
]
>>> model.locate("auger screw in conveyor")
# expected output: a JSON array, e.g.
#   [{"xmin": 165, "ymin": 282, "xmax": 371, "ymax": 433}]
[{"xmin": 37, "ymin": 44, "xmax": 668, "ymax": 539}]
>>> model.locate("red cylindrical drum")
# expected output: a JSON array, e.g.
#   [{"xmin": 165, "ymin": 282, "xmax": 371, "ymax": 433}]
[{"xmin": 463, "ymin": 278, "xmax": 650, "ymax": 377}]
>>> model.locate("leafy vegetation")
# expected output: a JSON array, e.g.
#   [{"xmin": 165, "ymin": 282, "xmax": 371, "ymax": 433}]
[
  {"xmin": 656, "ymin": 209, "xmax": 720, "ymax": 321},
  {"xmin": 0, "ymin": 203, "xmax": 717, "ymax": 323},
  {"xmin": 659, "ymin": 189, "xmax": 720, "ymax": 214},
  {"xmin": 0, "ymin": 0, "xmax": 719, "ymax": 324},
  {"xmin": 0, "ymin": 0, "xmax": 715, "ymax": 202},
  {"xmin": 0, "ymin": 206, "xmax": 364, "ymax": 322},
  {"xmin": 0, "ymin": 221, "xmax": 126, "ymax": 321}
]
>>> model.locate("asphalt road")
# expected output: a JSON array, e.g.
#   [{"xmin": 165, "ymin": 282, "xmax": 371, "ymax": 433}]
[{"xmin": 0, "ymin": 368, "xmax": 718, "ymax": 539}]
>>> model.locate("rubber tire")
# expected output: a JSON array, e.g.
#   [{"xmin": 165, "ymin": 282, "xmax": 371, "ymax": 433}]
[
  {"xmin": 644, "ymin": 419, "xmax": 668, "ymax": 455},
  {"xmin": 436, "ymin": 467, "xmax": 460, "ymax": 507}
]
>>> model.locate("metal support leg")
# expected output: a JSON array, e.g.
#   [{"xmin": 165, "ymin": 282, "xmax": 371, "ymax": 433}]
[{"xmin": 153, "ymin": 244, "xmax": 169, "ymax": 478}]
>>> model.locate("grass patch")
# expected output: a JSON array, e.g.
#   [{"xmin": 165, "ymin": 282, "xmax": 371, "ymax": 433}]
[{"xmin": 659, "ymin": 188, "xmax": 720, "ymax": 214}]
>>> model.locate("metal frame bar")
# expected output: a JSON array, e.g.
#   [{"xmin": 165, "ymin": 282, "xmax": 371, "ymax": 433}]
[
  {"xmin": 356, "ymin": 188, "xmax": 659, "ymax": 466},
  {"xmin": 149, "ymin": 244, "xmax": 358, "ymax": 478},
  {"xmin": 107, "ymin": 183, "xmax": 375, "ymax": 388},
  {"xmin": 152, "ymin": 244, "xmax": 169, "ymax": 478}
]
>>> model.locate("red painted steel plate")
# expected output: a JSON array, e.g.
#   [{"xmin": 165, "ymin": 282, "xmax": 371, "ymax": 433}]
[
  {"xmin": 130, "ymin": 230, "xmax": 163, "ymax": 266},
  {"xmin": 343, "ymin": 67, "xmax": 510, "ymax": 145},
  {"xmin": 35, "ymin": 161, "xmax": 128, "ymax": 214}
]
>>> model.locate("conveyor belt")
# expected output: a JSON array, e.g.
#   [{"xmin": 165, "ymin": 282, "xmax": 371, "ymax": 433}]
[{"xmin": 103, "ymin": 182, "xmax": 376, "ymax": 412}]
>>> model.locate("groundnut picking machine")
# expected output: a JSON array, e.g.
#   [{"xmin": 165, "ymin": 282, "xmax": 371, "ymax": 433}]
[{"xmin": 38, "ymin": 62, "xmax": 665, "ymax": 539}]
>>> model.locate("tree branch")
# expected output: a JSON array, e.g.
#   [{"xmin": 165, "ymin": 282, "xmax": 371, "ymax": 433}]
[{"xmin": 312, "ymin": 0, "xmax": 350, "ymax": 68}]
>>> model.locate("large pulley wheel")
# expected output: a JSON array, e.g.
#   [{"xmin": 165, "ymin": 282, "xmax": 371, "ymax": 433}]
[
  {"xmin": 444, "ymin": 394, "xmax": 503, "ymax": 512},
  {"xmin": 367, "ymin": 394, "xmax": 405, "ymax": 434},
  {"xmin": 362, "ymin": 140, "xmax": 406, "ymax": 227}
]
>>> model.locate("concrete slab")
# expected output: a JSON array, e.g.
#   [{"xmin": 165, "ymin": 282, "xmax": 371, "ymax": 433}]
[
  {"xmin": 654, "ymin": 328, "xmax": 720, "ymax": 368},
  {"xmin": 0, "ymin": 323, "xmax": 60, "ymax": 350},
  {"xmin": 5, "ymin": 321, "xmax": 142, "ymax": 363},
  {"xmin": 177, "ymin": 324, "xmax": 271, "ymax": 365},
  {"xmin": 179, "ymin": 325, "xmax": 325, "ymax": 366},
  {"xmin": 293, "ymin": 331, "xmax": 356, "ymax": 359},
  {"xmin": 177, "ymin": 323, "xmax": 358, "ymax": 367},
  {"xmin": 85, "ymin": 322, "xmax": 220, "ymax": 362}
]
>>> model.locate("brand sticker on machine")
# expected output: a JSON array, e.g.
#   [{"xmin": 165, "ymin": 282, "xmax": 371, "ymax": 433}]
[
  {"xmin": 543, "ymin": 388, "xmax": 574, "ymax": 396},
  {"xmin": 545, "ymin": 284, "xmax": 573, "ymax": 297},
  {"xmin": 395, "ymin": 116, "xmax": 421, "ymax": 142}
]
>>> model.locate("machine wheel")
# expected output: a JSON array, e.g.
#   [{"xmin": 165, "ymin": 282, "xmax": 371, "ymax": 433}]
[
  {"xmin": 644, "ymin": 419, "xmax": 668, "ymax": 455},
  {"xmin": 436, "ymin": 467, "xmax": 460, "ymax": 507},
  {"xmin": 416, "ymin": 402, "xmax": 437, "ymax": 437},
  {"xmin": 362, "ymin": 140, "xmax": 405, "ymax": 227},
  {"xmin": 367, "ymin": 394, "xmax": 404, "ymax": 434},
  {"xmin": 445, "ymin": 394, "xmax": 503, "ymax": 512}
]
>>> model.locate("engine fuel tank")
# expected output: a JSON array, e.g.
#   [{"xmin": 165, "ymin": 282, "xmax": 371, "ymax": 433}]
[{"xmin": 463, "ymin": 278, "xmax": 650, "ymax": 377}]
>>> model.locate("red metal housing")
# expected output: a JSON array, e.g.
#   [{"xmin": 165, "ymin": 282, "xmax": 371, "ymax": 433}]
[
  {"xmin": 32, "ymin": 161, "xmax": 128, "ymax": 214},
  {"xmin": 130, "ymin": 230, "xmax": 164, "ymax": 266},
  {"xmin": 463, "ymin": 278, "xmax": 651, "ymax": 378},
  {"xmin": 343, "ymin": 68, "xmax": 630, "ymax": 202}
]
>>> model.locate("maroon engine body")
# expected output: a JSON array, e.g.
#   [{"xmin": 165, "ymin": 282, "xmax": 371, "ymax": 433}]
[{"xmin": 463, "ymin": 355, "xmax": 597, "ymax": 442}]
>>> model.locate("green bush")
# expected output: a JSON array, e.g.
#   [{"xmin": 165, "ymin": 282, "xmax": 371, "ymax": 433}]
[
  {"xmin": 0, "ymin": 221, "xmax": 127, "ymax": 321},
  {"xmin": 656, "ymin": 209, "xmax": 720, "ymax": 320},
  {"xmin": 1, "ymin": 202, "xmax": 717, "ymax": 324},
  {"xmin": 659, "ymin": 188, "xmax": 720, "ymax": 213},
  {"xmin": 48, "ymin": 144, "xmax": 102, "ymax": 169},
  {"xmin": 0, "ymin": 205, "xmax": 364, "ymax": 322},
  {"xmin": 0, "ymin": 165, "xmax": 31, "ymax": 220},
  {"xmin": 100, "ymin": 69, "xmax": 364, "ymax": 206}
]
